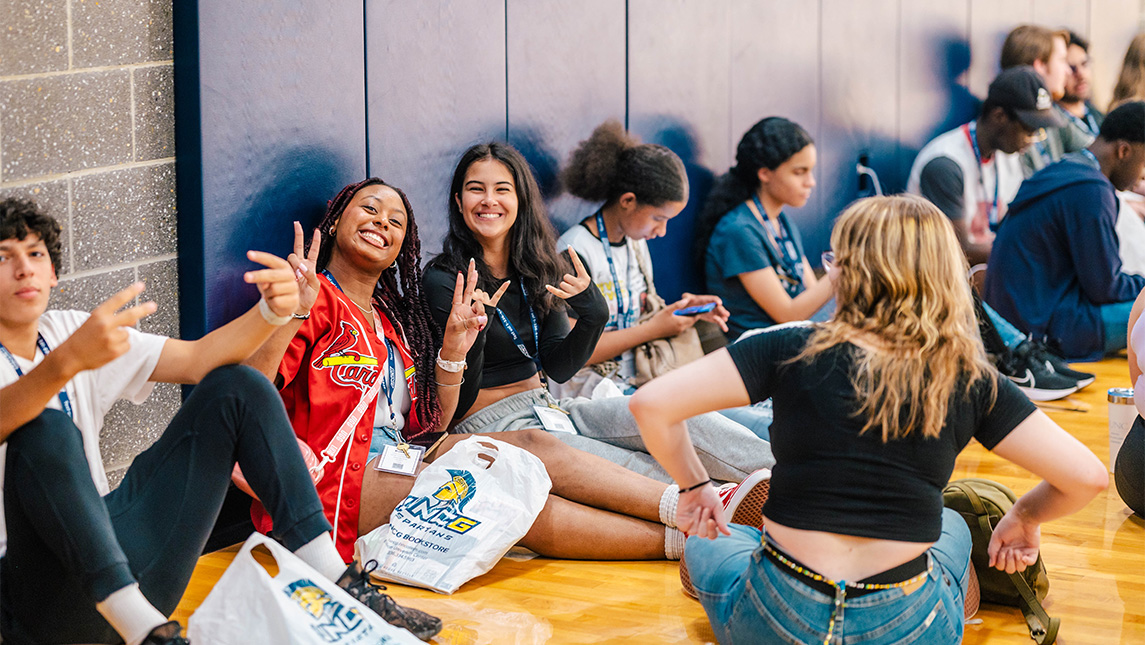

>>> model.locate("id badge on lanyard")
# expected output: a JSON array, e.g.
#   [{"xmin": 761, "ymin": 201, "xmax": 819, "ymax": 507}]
[{"xmin": 0, "ymin": 335, "xmax": 75, "ymax": 418}]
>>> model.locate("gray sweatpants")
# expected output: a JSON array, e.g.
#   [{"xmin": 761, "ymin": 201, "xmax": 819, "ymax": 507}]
[{"xmin": 451, "ymin": 388, "xmax": 774, "ymax": 484}]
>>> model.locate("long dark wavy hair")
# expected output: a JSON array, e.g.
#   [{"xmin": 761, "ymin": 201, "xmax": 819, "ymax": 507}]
[
  {"xmin": 693, "ymin": 117, "xmax": 814, "ymax": 277},
  {"xmin": 309, "ymin": 178, "xmax": 442, "ymax": 434},
  {"xmin": 430, "ymin": 142, "xmax": 566, "ymax": 316}
]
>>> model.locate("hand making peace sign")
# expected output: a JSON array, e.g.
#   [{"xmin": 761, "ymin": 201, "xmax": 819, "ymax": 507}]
[
  {"xmin": 287, "ymin": 220, "xmax": 322, "ymax": 317},
  {"xmin": 442, "ymin": 258, "xmax": 490, "ymax": 358}
]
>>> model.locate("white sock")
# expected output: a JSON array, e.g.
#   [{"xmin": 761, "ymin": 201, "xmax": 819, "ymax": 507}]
[
  {"xmin": 294, "ymin": 532, "xmax": 347, "ymax": 580},
  {"xmin": 95, "ymin": 583, "xmax": 167, "ymax": 645},
  {"xmin": 659, "ymin": 485, "xmax": 679, "ymax": 528},
  {"xmin": 665, "ymin": 527, "xmax": 687, "ymax": 561}
]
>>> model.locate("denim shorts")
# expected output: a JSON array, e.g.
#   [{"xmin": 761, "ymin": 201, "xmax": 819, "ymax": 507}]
[{"xmin": 686, "ymin": 508, "xmax": 971, "ymax": 645}]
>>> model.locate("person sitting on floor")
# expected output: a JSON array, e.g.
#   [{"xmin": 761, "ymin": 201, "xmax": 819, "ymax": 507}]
[
  {"xmin": 1000, "ymin": 24, "xmax": 1073, "ymax": 176},
  {"xmin": 1117, "ymin": 287, "xmax": 1145, "ymax": 516},
  {"xmin": 630, "ymin": 194, "xmax": 1108, "ymax": 645},
  {"xmin": 243, "ymin": 178, "xmax": 754, "ymax": 570},
  {"xmin": 984, "ymin": 100, "xmax": 1145, "ymax": 361},
  {"xmin": 0, "ymin": 197, "xmax": 412, "ymax": 645},
  {"xmin": 422, "ymin": 143, "xmax": 774, "ymax": 484}
]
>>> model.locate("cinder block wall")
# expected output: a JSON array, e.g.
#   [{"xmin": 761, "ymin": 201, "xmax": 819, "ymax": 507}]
[{"xmin": 0, "ymin": 0, "xmax": 179, "ymax": 487}]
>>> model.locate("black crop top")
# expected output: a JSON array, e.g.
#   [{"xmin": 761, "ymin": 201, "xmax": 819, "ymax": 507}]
[
  {"xmin": 726, "ymin": 324, "xmax": 1036, "ymax": 543},
  {"xmin": 423, "ymin": 265, "xmax": 609, "ymax": 420}
]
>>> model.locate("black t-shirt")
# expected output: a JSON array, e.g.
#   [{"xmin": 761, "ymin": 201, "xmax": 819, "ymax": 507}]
[
  {"xmin": 726, "ymin": 324, "xmax": 1036, "ymax": 543},
  {"xmin": 423, "ymin": 265, "xmax": 609, "ymax": 420}
]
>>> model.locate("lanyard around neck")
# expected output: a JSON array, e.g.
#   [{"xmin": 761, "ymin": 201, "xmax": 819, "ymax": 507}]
[
  {"xmin": 594, "ymin": 209, "xmax": 634, "ymax": 329},
  {"xmin": 965, "ymin": 122, "xmax": 1001, "ymax": 231},
  {"xmin": 0, "ymin": 335, "xmax": 74, "ymax": 418},
  {"xmin": 1058, "ymin": 103, "xmax": 1099, "ymax": 137},
  {"xmin": 494, "ymin": 282, "xmax": 543, "ymax": 377},
  {"xmin": 749, "ymin": 194, "xmax": 804, "ymax": 285}
]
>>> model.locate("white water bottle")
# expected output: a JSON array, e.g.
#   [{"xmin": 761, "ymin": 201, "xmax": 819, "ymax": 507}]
[{"xmin": 1108, "ymin": 388, "xmax": 1135, "ymax": 472}]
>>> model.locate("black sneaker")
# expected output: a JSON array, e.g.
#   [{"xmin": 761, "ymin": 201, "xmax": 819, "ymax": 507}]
[
  {"xmin": 141, "ymin": 621, "xmax": 190, "ymax": 645},
  {"xmin": 336, "ymin": 560, "xmax": 443, "ymax": 641},
  {"xmin": 998, "ymin": 345, "xmax": 1079, "ymax": 401},
  {"xmin": 1021, "ymin": 340, "xmax": 1096, "ymax": 389}
]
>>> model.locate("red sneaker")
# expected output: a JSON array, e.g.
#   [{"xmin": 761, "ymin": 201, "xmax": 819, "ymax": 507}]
[{"xmin": 718, "ymin": 468, "xmax": 771, "ymax": 529}]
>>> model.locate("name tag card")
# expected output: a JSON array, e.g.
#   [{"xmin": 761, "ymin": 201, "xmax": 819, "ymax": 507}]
[
  {"xmin": 374, "ymin": 443, "xmax": 425, "ymax": 476},
  {"xmin": 533, "ymin": 405, "xmax": 577, "ymax": 434}
]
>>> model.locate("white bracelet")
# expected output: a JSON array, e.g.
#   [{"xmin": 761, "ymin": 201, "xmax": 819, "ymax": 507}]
[
  {"xmin": 258, "ymin": 298, "xmax": 291, "ymax": 326},
  {"xmin": 436, "ymin": 350, "xmax": 466, "ymax": 373}
]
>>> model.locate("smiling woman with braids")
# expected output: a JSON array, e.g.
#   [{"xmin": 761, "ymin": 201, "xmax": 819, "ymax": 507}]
[{"xmin": 245, "ymin": 178, "xmax": 715, "ymax": 580}]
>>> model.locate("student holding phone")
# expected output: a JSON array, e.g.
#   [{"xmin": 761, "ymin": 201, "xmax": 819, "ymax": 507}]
[{"xmin": 554, "ymin": 120, "xmax": 730, "ymax": 398}]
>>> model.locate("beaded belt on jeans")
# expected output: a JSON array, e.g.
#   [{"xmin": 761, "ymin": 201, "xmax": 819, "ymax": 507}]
[{"xmin": 761, "ymin": 540, "xmax": 932, "ymax": 645}]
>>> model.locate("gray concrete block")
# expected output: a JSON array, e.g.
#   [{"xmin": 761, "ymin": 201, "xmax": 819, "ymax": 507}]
[
  {"xmin": 72, "ymin": 0, "xmax": 173, "ymax": 68},
  {"xmin": 0, "ymin": 180, "xmax": 72, "ymax": 275},
  {"xmin": 71, "ymin": 162, "xmax": 176, "ymax": 271},
  {"xmin": 50, "ymin": 267, "xmax": 135, "ymax": 312},
  {"xmin": 100, "ymin": 381, "xmax": 180, "ymax": 473},
  {"xmin": 137, "ymin": 257, "xmax": 179, "ymax": 337},
  {"xmin": 106, "ymin": 466, "xmax": 127, "ymax": 491},
  {"xmin": 133, "ymin": 65, "xmax": 175, "ymax": 161},
  {"xmin": 0, "ymin": 0, "xmax": 68, "ymax": 75},
  {"xmin": 0, "ymin": 71, "xmax": 133, "ymax": 181}
]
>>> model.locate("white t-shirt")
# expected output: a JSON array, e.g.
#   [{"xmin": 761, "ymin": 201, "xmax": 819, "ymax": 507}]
[
  {"xmin": 0, "ymin": 310, "xmax": 167, "ymax": 556},
  {"xmin": 558, "ymin": 223, "xmax": 650, "ymax": 385}
]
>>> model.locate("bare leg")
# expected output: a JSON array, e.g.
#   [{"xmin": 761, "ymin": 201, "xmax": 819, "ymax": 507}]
[{"xmin": 518, "ymin": 495, "xmax": 666, "ymax": 560}]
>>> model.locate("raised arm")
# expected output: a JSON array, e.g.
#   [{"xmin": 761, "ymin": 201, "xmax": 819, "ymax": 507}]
[
  {"xmin": 538, "ymin": 248, "xmax": 609, "ymax": 382},
  {"xmin": 149, "ymin": 250, "xmax": 300, "ymax": 384},
  {"xmin": 0, "ymin": 283, "xmax": 155, "ymax": 440},
  {"xmin": 739, "ymin": 266, "xmax": 834, "ymax": 323}
]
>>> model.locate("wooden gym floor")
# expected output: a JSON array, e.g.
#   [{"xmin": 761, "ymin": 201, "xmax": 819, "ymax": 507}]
[{"xmin": 172, "ymin": 357, "xmax": 1144, "ymax": 644}]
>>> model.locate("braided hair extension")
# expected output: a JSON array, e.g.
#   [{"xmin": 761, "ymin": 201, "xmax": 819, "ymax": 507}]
[
  {"xmin": 310, "ymin": 178, "xmax": 442, "ymax": 433},
  {"xmin": 693, "ymin": 117, "xmax": 813, "ymax": 276}
]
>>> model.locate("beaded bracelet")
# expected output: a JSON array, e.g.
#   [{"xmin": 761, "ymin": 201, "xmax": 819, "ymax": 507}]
[{"xmin": 679, "ymin": 479, "xmax": 712, "ymax": 494}]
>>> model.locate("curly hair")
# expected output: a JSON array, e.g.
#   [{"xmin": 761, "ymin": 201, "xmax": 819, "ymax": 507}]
[
  {"xmin": 792, "ymin": 195, "xmax": 996, "ymax": 441},
  {"xmin": 693, "ymin": 117, "xmax": 813, "ymax": 272},
  {"xmin": 309, "ymin": 178, "xmax": 442, "ymax": 435},
  {"xmin": 561, "ymin": 119, "xmax": 687, "ymax": 206},
  {"xmin": 0, "ymin": 198, "xmax": 63, "ymax": 275},
  {"xmin": 430, "ymin": 142, "xmax": 566, "ymax": 316}
]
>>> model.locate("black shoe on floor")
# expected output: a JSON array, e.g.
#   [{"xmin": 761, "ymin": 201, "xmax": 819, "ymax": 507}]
[
  {"xmin": 1021, "ymin": 340, "xmax": 1096, "ymax": 389},
  {"xmin": 336, "ymin": 560, "xmax": 443, "ymax": 641},
  {"xmin": 141, "ymin": 621, "xmax": 190, "ymax": 645},
  {"xmin": 998, "ymin": 344, "xmax": 1079, "ymax": 401}
]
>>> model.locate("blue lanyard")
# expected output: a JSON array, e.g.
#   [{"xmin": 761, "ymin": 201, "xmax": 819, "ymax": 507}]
[
  {"xmin": 750, "ymin": 195, "xmax": 804, "ymax": 287},
  {"xmin": 966, "ymin": 122, "xmax": 1001, "ymax": 231},
  {"xmin": 1080, "ymin": 148, "xmax": 1100, "ymax": 167},
  {"xmin": 494, "ymin": 282, "xmax": 543, "ymax": 376},
  {"xmin": 1058, "ymin": 104, "xmax": 1100, "ymax": 137},
  {"xmin": 375, "ymin": 336, "xmax": 398, "ymax": 429},
  {"xmin": 0, "ymin": 335, "xmax": 74, "ymax": 418},
  {"xmin": 594, "ymin": 210, "xmax": 633, "ymax": 329}
]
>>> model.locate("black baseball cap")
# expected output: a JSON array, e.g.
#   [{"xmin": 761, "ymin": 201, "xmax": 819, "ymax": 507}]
[{"xmin": 986, "ymin": 66, "xmax": 1066, "ymax": 130}]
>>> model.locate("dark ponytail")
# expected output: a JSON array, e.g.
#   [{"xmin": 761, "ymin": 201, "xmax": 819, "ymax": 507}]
[
  {"xmin": 562, "ymin": 120, "xmax": 688, "ymax": 207},
  {"xmin": 694, "ymin": 117, "xmax": 813, "ymax": 269}
]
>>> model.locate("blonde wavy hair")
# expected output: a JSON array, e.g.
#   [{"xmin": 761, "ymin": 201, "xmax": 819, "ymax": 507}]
[
  {"xmin": 1111, "ymin": 33, "xmax": 1145, "ymax": 111},
  {"xmin": 794, "ymin": 195, "xmax": 996, "ymax": 441}
]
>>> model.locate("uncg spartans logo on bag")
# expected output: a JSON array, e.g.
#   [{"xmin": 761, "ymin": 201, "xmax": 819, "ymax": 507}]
[
  {"xmin": 284, "ymin": 579, "xmax": 368, "ymax": 642},
  {"xmin": 399, "ymin": 469, "xmax": 482, "ymax": 534},
  {"xmin": 313, "ymin": 321, "xmax": 379, "ymax": 392}
]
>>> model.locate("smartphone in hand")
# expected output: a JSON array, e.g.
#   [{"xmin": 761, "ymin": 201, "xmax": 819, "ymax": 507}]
[{"xmin": 674, "ymin": 302, "xmax": 717, "ymax": 316}]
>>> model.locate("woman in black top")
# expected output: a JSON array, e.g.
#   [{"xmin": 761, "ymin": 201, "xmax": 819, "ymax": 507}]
[
  {"xmin": 424, "ymin": 142, "xmax": 774, "ymax": 490},
  {"xmin": 630, "ymin": 195, "xmax": 1108, "ymax": 644}
]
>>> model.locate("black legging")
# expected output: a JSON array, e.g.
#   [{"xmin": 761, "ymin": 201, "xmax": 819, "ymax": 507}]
[
  {"xmin": 1115, "ymin": 415, "xmax": 1144, "ymax": 517},
  {"xmin": 1, "ymin": 365, "xmax": 330, "ymax": 644}
]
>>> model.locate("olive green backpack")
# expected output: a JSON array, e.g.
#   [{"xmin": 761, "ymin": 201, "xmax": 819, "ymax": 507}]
[{"xmin": 943, "ymin": 478, "xmax": 1059, "ymax": 644}]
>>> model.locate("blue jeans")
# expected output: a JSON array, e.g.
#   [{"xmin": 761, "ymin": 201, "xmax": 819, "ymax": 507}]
[
  {"xmin": 1, "ymin": 365, "xmax": 331, "ymax": 645},
  {"xmin": 686, "ymin": 508, "xmax": 971, "ymax": 645},
  {"xmin": 718, "ymin": 399, "xmax": 773, "ymax": 441},
  {"xmin": 1101, "ymin": 299, "xmax": 1135, "ymax": 354},
  {"xmin": 982, "ymin": 302, "xmax": 1027, "ymax": 350}
]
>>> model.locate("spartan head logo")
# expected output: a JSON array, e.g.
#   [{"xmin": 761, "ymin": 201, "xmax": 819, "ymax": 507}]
[
  {"xmin": 431, "ymin": 469, "xmax": 478, "ymax": 514},
  {"xmin": 312, "ymin": 320, "xmax": 379, "ymax": 392}
]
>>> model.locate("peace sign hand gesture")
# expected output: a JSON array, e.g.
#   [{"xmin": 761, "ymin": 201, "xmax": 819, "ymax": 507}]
[
  {"xmin": 545, "ymin": 247, "xmax": 592, "ymax": 300},
  {"xmin": 288, "ymin": 221, "xmax": 322, "ymax": 317},
  {"xmin": 442, "ymin": 259, "xmax": 490, "ymax": 358},
  {"xmin": 473, "ymin": 277, "xmax": 511, "ymax": 310}
]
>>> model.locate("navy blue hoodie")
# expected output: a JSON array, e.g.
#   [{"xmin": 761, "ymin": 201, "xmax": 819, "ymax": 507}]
[{"xmin": 984, "ymin": 153, "xmax": 1145, "ymax": 360}]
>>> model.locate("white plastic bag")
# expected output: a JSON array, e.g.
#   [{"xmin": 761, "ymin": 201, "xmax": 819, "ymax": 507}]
[
  {"xmin": 356, "ymin": 436, "xmax": 551, "ymax": 594},
  {"xmin": 188, "ymin": 533, "xmax": 423, "ymax": 645}
]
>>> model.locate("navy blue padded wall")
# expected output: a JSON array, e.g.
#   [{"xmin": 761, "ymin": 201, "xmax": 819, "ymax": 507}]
[
  {"xmin": 506, "ymin": 0, "xmax": 626, "ymax": 234},
  {"xmin": 628, "ymin": 0, "xmax": 731, "ymax": 302},
  {"xmin": 365, "ymin": 0, "xmax": 507, "ymax": 259},
  {"xmin": 174, "ymin": 1, "xmax": 366, "ymax": 337}
]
